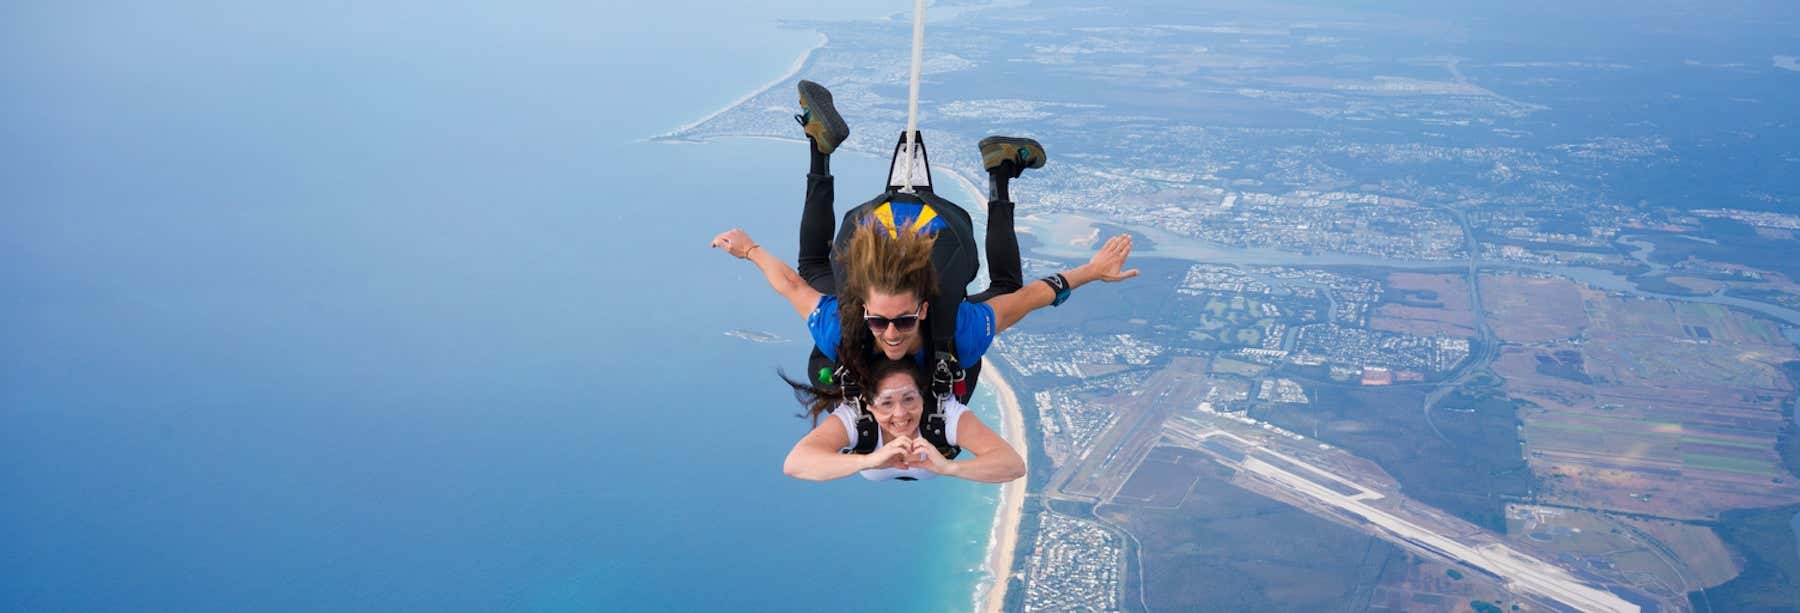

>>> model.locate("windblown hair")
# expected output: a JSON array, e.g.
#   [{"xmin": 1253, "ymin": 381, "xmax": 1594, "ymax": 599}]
[
  {"xmin": 781, "ymin": 357, "xmax": 925, "ymax": 424},
  {"xmin": 834, "ymin": 222, "xmax": 939, "ymax": 396}
]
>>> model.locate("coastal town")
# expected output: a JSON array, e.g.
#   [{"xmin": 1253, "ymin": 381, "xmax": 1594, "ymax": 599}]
[{"xmin": 1018, "ymin": 512, "xmax": 1124, "ymax": 613}]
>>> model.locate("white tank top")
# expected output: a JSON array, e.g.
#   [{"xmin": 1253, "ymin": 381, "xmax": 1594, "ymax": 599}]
[{"xmin": 830, "ymin": 398, "xmax": 971, "ymax": 481}]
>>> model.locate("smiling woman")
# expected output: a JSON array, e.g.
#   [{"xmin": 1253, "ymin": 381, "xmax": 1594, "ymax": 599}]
[
  {"xmin": 828, "ymin": 223, "xmax": 951, "ymax": 381},
  {"xmin": 779, "ymin": 358, "xmax": 1025, "ymax": 483}
]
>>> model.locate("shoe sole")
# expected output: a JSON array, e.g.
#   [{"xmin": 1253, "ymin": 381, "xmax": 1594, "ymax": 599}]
[
  {"xmin": 798, "ymin": 80, "xmax": 850, "ymax": 153},
  {"xmin": 979, "ymin": 136, "xmax": 1047, "ymax": 170}
]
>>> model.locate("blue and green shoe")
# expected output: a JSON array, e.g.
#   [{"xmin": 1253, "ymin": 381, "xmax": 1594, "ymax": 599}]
[
  {"xmin": 979, "ymin": 136, "xmax": 1046, "ymax": 178},
  {"xmin": 795, "ymin": 80, "xmax": 849, "ymax": 155}
]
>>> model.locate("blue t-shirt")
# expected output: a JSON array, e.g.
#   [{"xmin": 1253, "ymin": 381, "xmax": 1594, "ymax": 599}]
[{"xmin": 807, "ymin": 295, "xmax": 995, "ymax": 366}]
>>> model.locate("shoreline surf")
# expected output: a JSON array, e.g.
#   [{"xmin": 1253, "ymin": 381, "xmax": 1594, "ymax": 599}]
[{"xmin": 976, "ymin": 358, "xmax": 1029, "ymax": 613}]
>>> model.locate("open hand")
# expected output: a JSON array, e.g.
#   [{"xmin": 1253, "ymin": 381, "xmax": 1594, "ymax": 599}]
[
  {"xmin": 710, "ymin": 228, "xmax": 761, "ymax": 259},
  {"xmin": 1085, "ymin": 234, "xmax": 1140, "ymax": 283},
  {"xmin": 863, "ymin": 436, "xmax": 916, "ymax": 471}
]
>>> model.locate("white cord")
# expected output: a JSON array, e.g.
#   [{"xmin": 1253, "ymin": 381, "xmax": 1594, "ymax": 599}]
[{"xmin": 898, "ymin": 0, "xmax": 926, "ymax": 194}]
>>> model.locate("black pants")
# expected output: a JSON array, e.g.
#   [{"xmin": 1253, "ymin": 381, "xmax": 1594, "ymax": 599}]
[{"xmin": 797, "ymin": 172, "xmax": 1023, "ymax": 302}]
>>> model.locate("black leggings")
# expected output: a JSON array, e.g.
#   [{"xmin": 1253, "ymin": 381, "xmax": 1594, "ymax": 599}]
[{"xmin": 797, "ymin": 171, "xmax": 1023, "ymax": 302}]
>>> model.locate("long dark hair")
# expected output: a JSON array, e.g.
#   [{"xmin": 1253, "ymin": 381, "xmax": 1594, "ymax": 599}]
[
  {"xmin": 834, "ymin": 222, "xmax": 938, "ymax": 399},
  {"xmin": 781, "ymin": 357, "xmax": 925, "ymax": 424}
]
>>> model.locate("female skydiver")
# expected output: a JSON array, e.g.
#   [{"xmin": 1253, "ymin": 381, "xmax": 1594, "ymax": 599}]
[
  {"xmin": 780, "ymin": 357, "xmax": 1024, "ymax": 482},
  {"xmin": 709, "ymin": 80, "xmax": 1140, "ymax": 397}
]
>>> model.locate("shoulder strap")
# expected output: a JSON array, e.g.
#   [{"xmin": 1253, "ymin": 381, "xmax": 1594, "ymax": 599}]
[
  {"xmin": 918, "ymin": 393, "xmax": 961, "ymax": 460},
  {"xmin": 914, "ymin": 188, "xmax": 975, "ymax": 366},
  {"xmin": 831, "ymin": 363, "xmax": 879, "ymax": 455},
  {"xmin": 848, "ymin": 405, "xmax": 879, "ymax": 455}
]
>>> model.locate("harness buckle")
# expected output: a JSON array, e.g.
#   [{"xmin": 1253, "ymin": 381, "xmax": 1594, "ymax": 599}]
[
  {"xmin": 931, "ymin": 351, "xmax": 964, "ymax": 401},
  {"xmin": 835, "ymin": 364, "xmax": 863, "ymax": 410}
]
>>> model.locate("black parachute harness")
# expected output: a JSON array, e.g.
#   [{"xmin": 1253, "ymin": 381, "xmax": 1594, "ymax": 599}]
[
  {"xmin": 826, "ymin": 352, "xmax": 963, "ymax": 462},
  {"xmin": 812, "ymin": 132, "xmax": 981, "ymax": 465}
]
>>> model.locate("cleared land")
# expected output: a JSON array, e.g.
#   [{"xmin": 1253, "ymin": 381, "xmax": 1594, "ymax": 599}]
[
  {"xmin": 1211, "ymin": 357, "xmax": 1270, "ymax": 377},
  {"xmin": 1614, "ymin": 516, "xmax": 1739, "ymax": 589},
  {"xmin": 1663, "ymin": 275, "xmax": 1726, "ymax": 295},
  {"xmin": 1481, "ymin": 274, "xmax": 1587, "ymax": 342},
  {"xmin": 1112, "ymin": 446, "xmax": 1206, "ymax": 508},
  {"xmin": 1497, "ymin": 287, "xmax": 1800, "ymax": 519},
  {"xmin": 1365, "ymin": 557, "xmax": 1524, "ymax": 613},
  {"xmin": 1372, "ymin": 273, "xmax": 1477, "ymax": 338},
  {"xmin": 1505, "ymin": 504, "xmax": 1721, "ymax": 601}
]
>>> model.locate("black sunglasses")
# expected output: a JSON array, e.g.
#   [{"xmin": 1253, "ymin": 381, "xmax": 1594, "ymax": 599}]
[{"xmin": 864, "ymin": 306, "xmax": 923, "ymax": 333}]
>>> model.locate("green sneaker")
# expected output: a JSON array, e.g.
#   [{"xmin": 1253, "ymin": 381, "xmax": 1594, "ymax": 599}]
[
  {"xmin": 795, "ymin": 80, "xmax": 849, "ymax": 155},
  {"xmin": 979, "ymin": 136, "xmax": 1046, "ymax": 178}
]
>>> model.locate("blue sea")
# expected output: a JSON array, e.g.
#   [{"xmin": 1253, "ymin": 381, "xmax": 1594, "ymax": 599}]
[{"xmin": 1, "ymin": 3, "xmax": 1004, "ymax": 611}]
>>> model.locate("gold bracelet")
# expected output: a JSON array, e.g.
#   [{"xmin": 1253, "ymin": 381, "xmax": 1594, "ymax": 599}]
[{"xmin": 744, "ymin": 244, "xmax": 762, "ymax": 259}]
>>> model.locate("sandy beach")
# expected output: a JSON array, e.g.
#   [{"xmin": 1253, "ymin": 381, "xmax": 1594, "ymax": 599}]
[
  {"xmin": 979, "ymin": 357, "xmax": 1028, "ymax": 613},
  {"xmin": 647, "ymin": 32, "xmax": 829, "ymax": 141}
]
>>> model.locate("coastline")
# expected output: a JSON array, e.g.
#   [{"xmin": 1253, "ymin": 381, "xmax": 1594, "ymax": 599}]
[
  {"xmin": 939, "ymin": 168, "xmax": 992, "ymax": 227},
  {"xmin": 646, "ymin": 32, "xmax": 829, "ymax": 142},
  {"xmin": 977, "ymin": 357, "xmax": 1029, "ymax": 613}
]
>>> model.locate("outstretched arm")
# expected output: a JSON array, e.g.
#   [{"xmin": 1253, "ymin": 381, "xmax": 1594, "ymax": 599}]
[
  {"xmin": 712, "ymin": 228, "xmax": 824, "ymax": 318},
  {"xmin": 911, "ymin": 412, "xmax": 1025, "ymax": 483},
  {"xmin": 983, "ymin": 234, "xmax": 1139, "ymax": 334}
]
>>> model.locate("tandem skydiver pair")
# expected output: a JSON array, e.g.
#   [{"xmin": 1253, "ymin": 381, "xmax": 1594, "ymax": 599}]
[{"xmin": 711, "ymin": 81, "xmax": 1140, "ymax": 483}]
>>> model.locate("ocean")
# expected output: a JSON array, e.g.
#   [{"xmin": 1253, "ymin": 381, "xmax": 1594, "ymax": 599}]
[{"xmin": 0, "ymin": 3, "xmax": 1003, "ymax": 611}]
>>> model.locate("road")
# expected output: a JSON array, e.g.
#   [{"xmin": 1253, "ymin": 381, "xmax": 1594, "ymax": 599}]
[{"xmin": 1421, "ymin": 203, "xmax": 1499, "ymax": 443}]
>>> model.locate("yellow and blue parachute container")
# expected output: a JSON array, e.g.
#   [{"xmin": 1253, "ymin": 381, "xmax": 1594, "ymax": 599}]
[{"xmin": 868, "ymin": 199, "xmax": 950, "ymax": 238}]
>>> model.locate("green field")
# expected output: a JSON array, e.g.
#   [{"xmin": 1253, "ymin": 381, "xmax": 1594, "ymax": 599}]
[
  {"xmin": 1744, "ymin": 317, "xmax": 1781, "ymax": 342},
  {"xmin": 1680, "ymin": 435, "xmax": 1767, "ymax": 450},
  {"xmin": 1682, "ymin": 453, "xmax": 1775, "ymax": 477}
]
